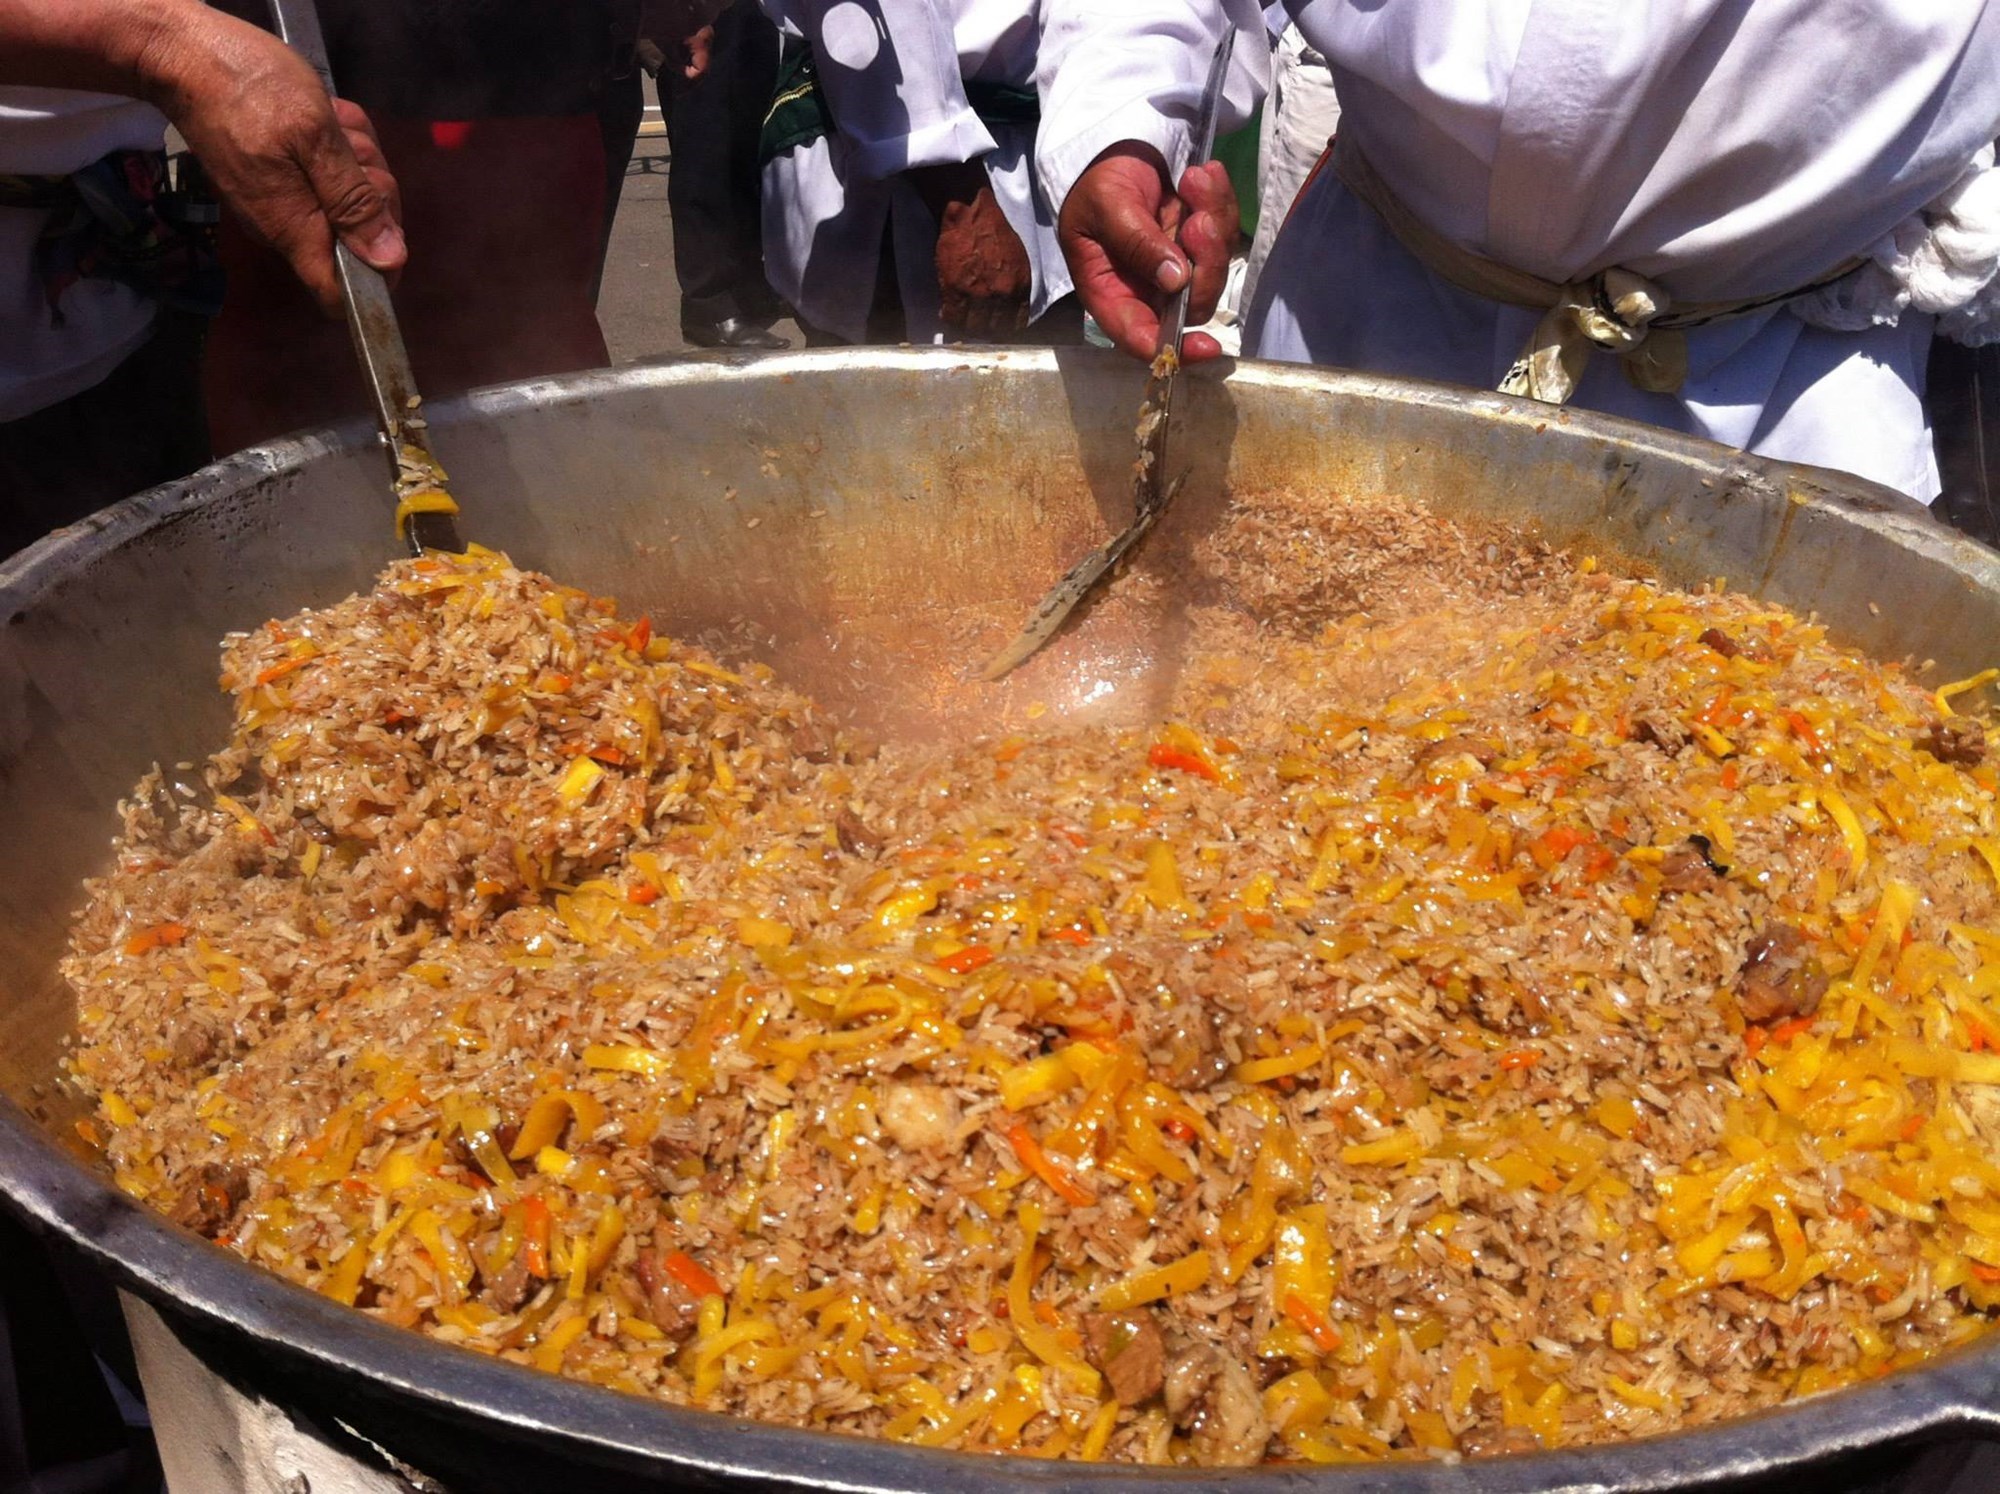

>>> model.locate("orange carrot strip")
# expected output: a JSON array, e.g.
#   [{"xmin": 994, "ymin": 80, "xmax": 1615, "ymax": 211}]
[
  {"xmin": 1006, "ymin": 1122, "xmax": 1095, "ymax": 1207},
  {"xmin": 663, "ymin": 1248, "xmax": 723, "ymax": 1299},
  {"xmin": 1148, "ymin": 744, "xmax": 1220, "ymax": 781},
  {"xmin": 521, "ymin": 1196, "xmax": 553, "ymax": 1277},
  {"xmin": 123, "ymin": 921, "xmax": 189, "ymax": 956},
  {"xmin": 254, "ymin": 656, "xmax": 311, "ymax": 686},
  {"xmin": 937, "ymin": 945, "xmax": 995, "ymax": 976},
  {"xmin": 1283, "ymin": 1293, "xmax": 1343, "ymax": 1353}
]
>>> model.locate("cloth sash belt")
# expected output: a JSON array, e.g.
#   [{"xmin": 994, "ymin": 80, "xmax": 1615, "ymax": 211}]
[
  {"xmin": 1328, "ymin": 132, "xmax": 1860, "ymax": 405},
  {"xmin": 759, "ymin": 40, "xmax": 1039, "ymax": 167},
  {"xmin": 0, "ymin": 148, "xmax": 222, "ymax": 326}
]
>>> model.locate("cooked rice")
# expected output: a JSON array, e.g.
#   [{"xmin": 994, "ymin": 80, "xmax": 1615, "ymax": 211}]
[{"xmin": 61, "ymin": 492, "xmax": 2000, "ymax": 1465}]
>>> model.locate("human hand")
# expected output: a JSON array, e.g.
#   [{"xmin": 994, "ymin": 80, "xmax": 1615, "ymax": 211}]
[
  {"xmin": 935, "ymin": 184, "xmax": 1031, "ymax": 336},
  {"xmin": 141, "ymin": 8, "xmax": 406, "ymax": 314},
  {"xmin": 1057, "ymin": 144, "xmax": 1237, "ymax": 362},
  {"xmin": 682, "ymin": 25, "xmax": 713, "ymax": 81}
]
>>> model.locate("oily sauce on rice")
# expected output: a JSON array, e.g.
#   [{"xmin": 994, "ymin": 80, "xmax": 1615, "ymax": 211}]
[{"xmin": 60, "ymin": 491, "xmax": 2000, "ymax": 1465}]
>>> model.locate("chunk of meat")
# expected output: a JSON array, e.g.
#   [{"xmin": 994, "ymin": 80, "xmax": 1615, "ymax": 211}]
[
  {"xmin": 1143, "ymin": 1000, "xmax": 1231, "ymax": 1090},
  {"xmin": 1470, "ymin": 974, "xmax": 1551, "ymax": 1037},
  {"xmin": 1658, "ymin": 844, "xmax": 1718, "ymax": 893},
  {"xmin": 1737, "ymin": 923, "xmax": 1829, "ymax": 1025},
  {"xmin": 1632, "ymin": 714, "xmax": 1689, "ymax": 754},
  {"xmin": 1698, "ymin": 627, "xmax": 1741, "ymax": 659},
  {"xmin": 171, "ymin": 1163, "xmax": 248, "ymax": 1238},
  {"xmin": 791, "ymin": 716, "xmax": 837, "ymax": 764},
  {"xmin": 1084, "ymin": 1311, "xmax": 1166, "ymax": 1406},
  {"xmin": 878, "ymin": 1082, "xmax": 960, "ymax": 1153},
  {"xmin": 482, "ymin": 1249, "xmax": 543, "ymax": 1313},
  {"xmin": 633, "ymin": 1246, "xmax": 703, "ymax": 1336},
  {"xmin": 169, "ymin": 1018, "xmax": 221, "ymax": 1071},
  {"xmin": 1416, "ymin": 735, "xmax": 1498, "ymax": 771},
  {"xmin": 1917, "ymin": 717, "xmax": 1986, "ymax": 767},
  {"xmin": 835, "ymin": 808, "xmax": 884, "ymax": 856},
  {"xmin": 1163, "ymin": 1344, "xmax": 1269, "ymax": 1466}
]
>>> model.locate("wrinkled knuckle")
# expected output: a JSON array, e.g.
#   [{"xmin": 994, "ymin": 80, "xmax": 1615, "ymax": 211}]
[{"xmin": 323, "ymin": 177, "xmax": 386, "ymax": 230}]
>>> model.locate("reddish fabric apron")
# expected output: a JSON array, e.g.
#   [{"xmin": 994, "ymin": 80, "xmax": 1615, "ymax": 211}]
[{"xmin": 204, "ymin": 115, "xmax": 612, "ymax": 454}]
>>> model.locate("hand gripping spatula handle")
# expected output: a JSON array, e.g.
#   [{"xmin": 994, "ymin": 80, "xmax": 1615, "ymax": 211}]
[
  {"xmin": 979, "ymin": 27, "xmax": 1236, "ymax": 681},
  {"xmin": 265, "ymin": 0, "xmax": 464, "ymax": 557}
]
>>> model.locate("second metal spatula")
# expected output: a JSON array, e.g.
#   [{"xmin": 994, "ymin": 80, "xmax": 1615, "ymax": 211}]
[
  {"xmin": 266, "ymin": 0, "xmax": 464, "ymax": 557},
  {"xmin": 979, "ymin": 27, "xmax": 1237, "ymax": 681}
]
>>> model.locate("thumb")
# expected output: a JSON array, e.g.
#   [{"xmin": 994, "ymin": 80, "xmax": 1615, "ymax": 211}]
[{"xmin": 301, "ymin": 123, "xmax": 405, "ymax": 272}]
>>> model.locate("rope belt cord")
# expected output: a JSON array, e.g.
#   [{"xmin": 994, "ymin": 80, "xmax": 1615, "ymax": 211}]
[
  {"xmin": 1328, "ymin": 132, "xmax": 1861, "ymax": 405},
  {"xmin": 758, "ymin": 40, "xmax": 1039, "ymax": 167}
]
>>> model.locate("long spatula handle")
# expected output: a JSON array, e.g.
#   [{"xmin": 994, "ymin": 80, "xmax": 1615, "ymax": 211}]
[{"xmin": 264, "ymin": 0, "xmax": 463, "ymax": 556}]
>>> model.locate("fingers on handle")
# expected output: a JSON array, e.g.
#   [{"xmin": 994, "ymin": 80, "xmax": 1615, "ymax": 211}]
[
  {"xmin": 303, "ymin": 110, "xmax": 405, "ymax": 273},
  {"xmin": 1098, "ymin": 190, "xmax": 1188, "ymax": 296},
  {"xmin": 1095, "ymin": 296, "xmax": 1164, "ymax": 361},
  {"xmin": 1179, "ymin": 329, "xmax": 1224, "ymax": 364},
  {"xmin": 1176, "ymin": 162, "xmax": 1237, "ymax": 326}
]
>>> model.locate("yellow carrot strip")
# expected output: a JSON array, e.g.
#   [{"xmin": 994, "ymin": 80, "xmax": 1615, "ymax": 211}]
[
  {"xmin": 530, "ymin": 1310, "xmax": 590, "ymax": 1372},
  {"xmin": 409, "ymin": 1208, "xmax": 473, "ymax": 1299},
  {"xmin": 1008, "ymin": 1201, "xmax": 1101, "ymax": 1394},
  {"xmin": 1936, "ymin": 668, "xmax": 1999, "ymax": 716},
  {"xmin": 1852, "ymin": 881, "xmax": 1918, "ymax": 991},
  {"xmin": 321, "ymin": 1242, "xmax": 367, "ymax": 1306},
  {"xmin": 1820, "ymin": 786, "xmax": 1868, "ymax": 881},
  {"xmin": 1093, "ymin": 1248, "xmax": 1211, "ymax": 1312},
  {"xmin": 510, "ymin": 1090, "xmax": 608, "ymax": 1159},
  {"xmin": 556, "ymin": 756, "xmax": 605, "ymax": 805},
  {"xmin": 1078, "ymin": 1399, "xmax": 1121, "ymax": 1461},
  {"xmin": 1607, "ymin": 1375, "xmax": 1673, "ymax": 1412},
  {"xmin": 1339, "ymin": 1130, "xmax": 1426, "ymax": 1167},
  {"xmin": 583, "ymin": 1042, "xmax": 669, "ymax": 1079},
  {"xmin": 1233, "ymin": 1044, "xmax": 1324, "ymax": 1085}
]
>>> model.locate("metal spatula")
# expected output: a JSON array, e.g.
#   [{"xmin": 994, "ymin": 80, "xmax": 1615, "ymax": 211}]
[
  {"xmin": 266, "ymin": 0, "xmax": 464, "ymax": 557},
  {"xmin": 979, "ymin": 27, "xmax": 1236, "ymax": 681}
]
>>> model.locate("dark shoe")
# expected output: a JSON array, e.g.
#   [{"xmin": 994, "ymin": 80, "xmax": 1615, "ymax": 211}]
[{"xmin": 682, "ymin": 316, "xmax": 790, "ymax": 350}]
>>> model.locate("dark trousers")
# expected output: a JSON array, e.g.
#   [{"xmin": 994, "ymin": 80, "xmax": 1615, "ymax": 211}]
[
  {"xmin": 1931, "ymin": 338, "xmax": 2000, "ymax": 547},
  {"xmin": 0, "ymin": 309, "xmax": 209, "ymax": 563},
  {"xmin": 660, "ymin": 0, "xmax": 781, "ymax": 329}
]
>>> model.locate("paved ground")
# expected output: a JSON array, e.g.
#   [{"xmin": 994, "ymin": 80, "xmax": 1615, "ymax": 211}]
[{"xmin": 597, "ymin": 82, "xmax": 803, "ymax": 364}]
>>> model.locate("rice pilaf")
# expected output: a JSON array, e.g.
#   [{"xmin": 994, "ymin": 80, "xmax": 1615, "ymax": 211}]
[{"xmin": 62, "ymin": 495, "xmax": 2000, "ymax": 1464}]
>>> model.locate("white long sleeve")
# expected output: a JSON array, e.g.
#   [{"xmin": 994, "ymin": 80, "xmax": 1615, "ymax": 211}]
[
  {"xmin": 761, "ymin": 0, "xmax": 997, "ymax": 180},
  {"xmin": 759, "ymin": 0, "xmax": 1075, "ymax": 342},
  {"xmin": 1038, "ymin": 1, "xmax": 2000, "ymax": 302},
  {"xmin": 1033, "ymin": 0, "xmax": 1267, "ymax": 211}
]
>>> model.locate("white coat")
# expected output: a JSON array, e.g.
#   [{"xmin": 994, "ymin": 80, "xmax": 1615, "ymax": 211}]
[
  {"xmin": 1035, "ymin": 2, "xmax": 2000, "ymax": 500},
  {"xmin": 758, "ymin": 0, "xmax": 1072, "ymax": 345},
  {"xmin": 0, "ymin": 89, "xmax": 167, "ymax": 422}
]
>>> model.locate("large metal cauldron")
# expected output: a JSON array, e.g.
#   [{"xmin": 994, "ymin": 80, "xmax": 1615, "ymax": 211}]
[{"xmin": 5, "ymin": 348, "xmax": 2000, "ymax": 1493}]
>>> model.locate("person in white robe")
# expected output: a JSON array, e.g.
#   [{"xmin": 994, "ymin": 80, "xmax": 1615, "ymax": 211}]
[
  {"xmin": 757, "ymin": 0, "xmax": 1075, "ymax": 345},
  {"xmin": 1241, "ymin": 19, "xmax": 1338, "ymax": 319},
  {"xmin": 1034, "ymin": 1, "xmax": 2000, "ymax": 501}
]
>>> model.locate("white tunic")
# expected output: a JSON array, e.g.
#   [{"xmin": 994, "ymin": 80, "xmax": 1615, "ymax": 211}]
[
  {"xmin": 759, "ymin": 0, "xmax": 1072, "ymax": 344},
  {"xmin": 0, "ymin": 88, "xmax": 167, "ymax": 423},
  {"xmin": 1035, "ymin": 2, "xmax": 2000, "ymax": 500}
]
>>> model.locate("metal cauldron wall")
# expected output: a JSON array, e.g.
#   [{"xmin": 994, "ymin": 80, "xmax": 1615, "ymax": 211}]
[{"xmin": 4, "ymin": 348, "xmax": 2000, "ymax": 1492}]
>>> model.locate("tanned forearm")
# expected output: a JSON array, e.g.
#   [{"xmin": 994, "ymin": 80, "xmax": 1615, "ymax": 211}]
[
  {"xmin": 0, "ymin": 0, "xmax": 206, "ymax": 98},
  {"xmin": 0, "ymin": 0, "xmax": 408, "ymax": 314}
]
